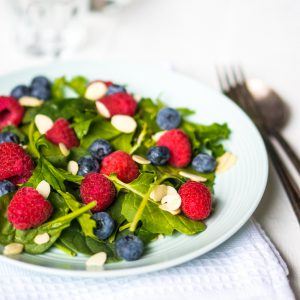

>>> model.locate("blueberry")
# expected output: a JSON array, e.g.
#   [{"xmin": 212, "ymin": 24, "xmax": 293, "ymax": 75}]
[
  {"xmin": 192, "ymin": 153, "xmax": 216, "ymax": 173},
  {"xmin": 156, "ymin": 107, "xmax": 181, "ymax": 130},
  {"xmin": 31, "ymin": 85, "xmax": 51, "ymax": 100},
  {"xmin": 147, "ymin": 146, "xmax": 170, "ymax": 165},
  {"xmin": 31, "ymin": 76, "xmax": 51, "ymax": 89},
  {"xmin": 92, "ymin": 212, "xmax": 115, "ymax": 240},
  {"xmin": 116, "ymin": 234, "xmax": 144, "ymax": 261},
  {"xmin": 0, "ymin": 180, "xmax": 16, "ymax": 197},
  {"xmin": 88, "ymin": 139, "xmax": 113, "ymax": 161},
  {"xmin": 10, "ymin": 85, "xmax": 31, "ymax": 99},
  {"xmin": 106, "ymin": 84, "xmax": 127, "ymax": 96},
  {"xmin": 0, "ymin": 132, "xmax": 20, "ymax": 144},
  {"xmin": 77, "ymin": 156, "xmax": 100, "ymax": 176}
]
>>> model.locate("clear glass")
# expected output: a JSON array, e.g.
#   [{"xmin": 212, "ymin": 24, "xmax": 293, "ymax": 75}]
[{"xmin": 10, "ymin": 0, "xmax": 88, "ymax": 57}]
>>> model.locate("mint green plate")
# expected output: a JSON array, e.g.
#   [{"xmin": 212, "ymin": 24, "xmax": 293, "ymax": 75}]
[{"xmin": 0, "ymin": 61, "xmax": 268, "ymax": 277}]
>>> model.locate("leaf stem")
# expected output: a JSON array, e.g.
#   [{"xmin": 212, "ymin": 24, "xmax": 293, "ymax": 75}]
[{"xmin": 108, "ymin": 176, "xmax": 144, "ymax": 197}]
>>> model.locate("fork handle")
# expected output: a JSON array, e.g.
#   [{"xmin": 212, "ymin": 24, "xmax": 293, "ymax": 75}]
[
  {"xmin": 270, "ymin": 129, "xmax": 300, "ymax": 174},
  {"xmin": 263, "ymin": 134, "xmax": 300, "ymax": 221}
]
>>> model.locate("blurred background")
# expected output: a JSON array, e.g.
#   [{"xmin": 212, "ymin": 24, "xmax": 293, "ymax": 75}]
[{"xmin": 0, "ymin": 0, "xmax": 299, "ymax": 293}]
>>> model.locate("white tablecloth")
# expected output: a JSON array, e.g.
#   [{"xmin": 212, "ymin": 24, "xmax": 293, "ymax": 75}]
[{"xmin": 0, "ymin": 220, "xmax": 294, "ymax": 300}]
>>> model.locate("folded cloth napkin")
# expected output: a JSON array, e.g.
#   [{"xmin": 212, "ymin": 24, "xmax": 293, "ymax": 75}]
[{"xmin": 0, "ymin": 220, "xmax": 294, "ymax": 300}]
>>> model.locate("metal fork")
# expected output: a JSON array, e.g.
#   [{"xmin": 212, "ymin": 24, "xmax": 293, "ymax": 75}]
[{"xmin": 216, "ymin": 66, "xmax": 300, "ymax": 222}]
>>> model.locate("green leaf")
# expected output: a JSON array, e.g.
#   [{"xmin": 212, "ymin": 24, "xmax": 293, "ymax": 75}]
[
  {"xmin": 110, "ymin": 133, "xmax": 134, "ymax": 153},
  {"xmin": 52, "ymin": 76, "xmax": 67, "ymax": 100},
  {"xmin": 73, "ymin": 118, "xmax": 94, "ymax": 139},
  {"xmin": 122, "ymin": 193, "xmax": 206, "ymax": 235},
  {"xmin": 0, "ymin": 194, "xmax": 15, "ymax": 245},
  {"xmin": 177, "ymin": 107, "xmax": 195, "ymax": 117},
  {"xmin": 67, "ymin": 76, "xmax": 88, "ymax": 97}
]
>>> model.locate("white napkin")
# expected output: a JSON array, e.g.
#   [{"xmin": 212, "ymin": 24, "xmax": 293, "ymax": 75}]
[{"xmin": 0, "ymin": 220, "xmax": 294, "ymax": 300}]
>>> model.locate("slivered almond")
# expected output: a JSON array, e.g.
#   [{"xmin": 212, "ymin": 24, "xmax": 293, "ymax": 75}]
[
  {"xmin": 36, "ymin": 180, "xmax": 51, "ymax": 199},
  {"xmin": 96, "ymin": 101, "xmax": 111, "ymax": 118},
  {"xmin": 150, "ymin": 185, "xmax": 168, "ymax": 202},
  {"xmin": 3, "ymin": 243, "xmax": 24, "ymax": 255},
  {"xmin": 59, "ymin": 143, "xmax": 70, "ymax": 157},
  {"xmin": 179, "ymin": 171, "xmax": 207, "ymax": 182},
  {"xmin": 216, "ymin": 152, "xmax": 237, "ymax": 174},
  {"xmin": 86, "ymin": 252, "xmax": 107, "ymax": 269},
  {"xmin": 34, "ymin": 114, "xmax": 53, "ymax": 135},
  {"xmin": 19, "ymin": 96, "xmax": 43, "ymax": 107},
  {"xmin": 161, "ymin": 194, "xmax": 182, "ymax": 211},
  {"xmin": 34, "ymin": 233, "xmax": 50, "ymax": 245},
  {"xmin": 111, "ymin": 115, "xmax": 137, "ymax": 133},
  {"xmin": 85, "ymin": 81, "xmax": 108, "ymax": 101},
  {"xmin": 67, "ymin": 160, "xmax": 79, "ymax": 175},
  {"xmin": 132, "ymin": 155, "xmax": 150, "ymax": 165},
  {"xmin": 152, "ymin": 131, "xmax": 166, "ymax": 142}
]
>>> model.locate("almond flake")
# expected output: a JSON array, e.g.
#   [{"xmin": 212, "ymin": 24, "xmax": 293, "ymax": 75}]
[
  {"xmin": 34, "ymin": 114, "xmax": 53, "ymax": 135},
  {"xmin": 157, "ymin": 234, "xmax": 164, "ymax": 240},
  {"xmin": 34, "ymin": 233, "xmax": 50, "ymax": 245},
  {"xmin": 166, "ymin": 186, "xmax": 178, "ymax": 195},
  {"xmin": 179, "ymin": 171, "xmax": 207, "ymax": 182},
  {"xmin": 132, "ymin": 155, "xmax": 150, "ymax": 165},
  {"xmin": 161, "ymin": 194, "xmax": 182, "ymax": 211},
  {"xmin": 3, "ymin": 243, "xmax": 24, "ymax": 255},
  {"xmin": 19, "ymin": 96, "xmax": 43, "ymax": 107},
  {"xmin": 67, "ymin": 160, "xmax": 79, "ymax": 175},
  {"xmin": 96, "ymin": 101, "xmax": 111, "ymax": 118},
  {"xmin": 216, "ymin": 152, "xmax": 237, "ymax": 174},
  {"xmin": 86, "ymin": 252, "xmax": 107, "ymax": 269},
  {"xmin": 150, "ymin": 185, "xmax": 168, "ymax": 202},
  {"xmin": 169, "ymin": 208, "xmax": 181, "ymax": 215},
  {"xmin": 133, "ymin": 94, "xmax": 142, "ymax": 102},
  {"xmin": 59, "ymin": 143, "xmax": 70, "ymax": 157},
  {"xmin": 36, "ymin": 180, "xmax": 51, "ymax": 199},
  {"xmin": 152, "ymin": 131, "xmax": 167, "ymax": 142},
  {"xmin": 85, "ymin": 81, "xmax": 108, "ymax": 101},
  {"xmin": 111, "ymin": 115, "xmax": 137, "ymax": 133}
]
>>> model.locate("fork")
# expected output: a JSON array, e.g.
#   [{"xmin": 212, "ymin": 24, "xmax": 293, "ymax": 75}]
[{"xmin": 216, "ymin": 66, "xmax": 300, "ymax": 222}]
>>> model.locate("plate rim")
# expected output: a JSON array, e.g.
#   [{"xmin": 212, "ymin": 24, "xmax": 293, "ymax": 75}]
[{"xmin": 0, "ymin": 60, "xmax": 269, "ymax": 278}]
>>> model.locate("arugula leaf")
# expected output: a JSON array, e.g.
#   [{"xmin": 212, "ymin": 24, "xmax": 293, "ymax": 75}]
[
  {"xmin": 52, "ymin": 76, "xmax": 67, "ymax": 100},
  {"xmin": 0, "ymin": 194, "xmax": 15, "ymax": 245},
  {"xmin": 122, "ymin": 193, "xmax": 205, "ymax": 235},
  {"xmin": 110, "ymin": 133, "xmax": 134, "ymax": 153},
  {"xmin": 177, "ymin": 107, "xmax": 195, "ymax": 117},
  {"xmin": 67, "ymin": 76, "xmax": 88, "ymax": 97}
]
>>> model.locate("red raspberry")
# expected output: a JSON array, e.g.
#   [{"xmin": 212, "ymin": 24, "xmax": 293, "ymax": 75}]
[
  {"xmin": 98, "ymin": 93, "xmax": 137, "ymax": 117},
  {"xmin": 8, "ymin": 187, "xmax": 53, "ymax": 230},
  {"xmin": 100, "ymin": 150, "xmax": 139, "ymax": 183},
  {"xmin": 80, "ymin": 173, "xmax": 116, "ymax": 212},
  {"xmin": 46, "ymin": 118, "xmax": 79, "ymax": 149},
  {"xmin": 157, "ymin": 129, "xmax": 192, "ymax": 168},
  {"xmin": 179, "ymin": 181, "xmax": 212, "ymax": 220},
  {"xmin": 0, "ymin": 142, "xmax": 34, "ymax": 184},
  {"xmin": 0, "ymin": 96, "xmax": 24, "ymax": 130}
]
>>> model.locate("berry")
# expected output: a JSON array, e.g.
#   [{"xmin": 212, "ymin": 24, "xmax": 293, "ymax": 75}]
[
  {"xmin": 0, "ymin": 142, "xmax": 34, "ymax": 184},
  {"xmin": 10, "ymin": 85, "xmax": 31, "ymax": 99},
  {"xmin": 88, "ymin": 139, "xmax": 112, "ymax": 161},
  {"xmin": 31, "ymin": 85, "xmax": 51, "ymax": 100},
  {"xmin": 178, "ymin": 181, "xmax": 212, "ymax": 220},
  {"xmin": 116, "ymin": 235, "xmax": 144, "ymax": 261},
  {"xmin": 156, "ymin": 107, "xmax": 181, "ymax": 130},
  {"xmin": 98, "ymin": 93, "xmax": 137, "ymax": 117},
  {"xmin": 0, "ymin": 180, "xmax": 16, "ymax": 197},
  {"xmin": 45, "ymin": 118, "xmax": 79, "ymax": 149},
  {"xmin": 80, "ymin": 173, "xmax": 116, "ymax": 212},
  {"xmin": 192, "ymin": 153, "xmax": 216, "ymax": 173},
  {"xmin": 100, "ymin": 150, "xmax": 139, "ymax": 183},
  {"xmin": 0, "ymin": 132, "xmax": 20, "ymax": 144},
  {"xmin": 31, "ymin": 76, "xmax": 51, "ymax": 90},
  {"xmin": 7, "ymin": 187, "xmax": 53, "ymax": 230},
  {"xmin": 0, "ymin": 96, "xmax": 24, "ymax": 130},
  {"xmin": 77, "ymin": 156, "xmax": 100, "ymax": 176},
  {"xmin": 92, "ymin": 212, "xmax": 115, "ymax": 240},
  {"xmin": 157, "ymin": 129, "xmax": 192, "ymax": 168},
  {"xmin": 106, "ymin": 84, "xmax": 127, "ymax": 96},
  {"xmin": 147, "ymin": 146, "xmax": 170, "ymax": 166}
]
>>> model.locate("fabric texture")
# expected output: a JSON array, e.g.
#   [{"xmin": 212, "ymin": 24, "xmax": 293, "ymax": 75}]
[{"xmin": 0, "ymin": 220, "xmax": 294, "ymax": 300}]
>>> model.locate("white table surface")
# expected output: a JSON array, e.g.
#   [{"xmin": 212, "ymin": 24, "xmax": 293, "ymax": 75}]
[{"xmin": 0, "ymin": 0, "xmax": 299, "ymax": 297}]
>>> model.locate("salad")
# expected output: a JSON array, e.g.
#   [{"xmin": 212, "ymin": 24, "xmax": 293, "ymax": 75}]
[{"xmin": 0, "ymin": 75, "xmax": 231, "ymax": 267}]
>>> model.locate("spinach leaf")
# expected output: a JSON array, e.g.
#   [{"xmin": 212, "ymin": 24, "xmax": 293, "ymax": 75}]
[{"xmin": 72, "ymin": 118, "xmax": 94, "ymax": 140}]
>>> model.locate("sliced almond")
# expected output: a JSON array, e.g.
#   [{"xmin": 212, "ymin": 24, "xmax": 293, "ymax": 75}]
[
  {"xmin": 85, "ymin": 81, "xmax": 108, "ymax": 101},
  {"xmin": 169, "ymin": 208, "xmax": 181, "ymax": 215},
  {"xmin": 111, "ymin": 115, "xmax": 137, "ymax": 133},
  {"xmin": 166, "ymin": 186, "xmax": 178, "ymax": 195},
  {"xmin": 3, "ymin": 243, "xmax": 24, "ymax": 255},
  {"xmin": 133, "ymin": 94, "xmax": 142, "ymax": 102},
  {"xmin": 34, "ymin": 114, "xmax": 54, "ymax": 135},
  {"xmin": 157, "ymin": 234, "xmax": 164, "ymax": 240},
  {"xmin": 161, "ymin": 194, "xmax": 182, "ymax": 211},
  {"xmin": 59, "ymin": 143, "xmax": 70, "ymax": 157},
  {"xmin": 179, "ymin": 171, "xmax": 207, "ymax": 182},
  {"xmin": 216, "ymin": 152, "xmax": 237, "ymax": 174},
  {"xmin": 150, "ymin": 184, "xmax": 168, "ymax": 202},
  {"xmin": 96, "ymin": 101, "xmax": 111, "ymax": 118},
  {"xmin": 19, "ymin": 96, "xmax": 43, "ymax": 107},
  {"xmin": 34, "ymin": 233, "xmax": 50, "ymax": 245},
  {"xmin": 36, "ymin": 180, "xmax": 51, "ymax": 199},
  {"xmin": 132, "ymin": 155, "xmax": 150, "ymax": 165},
  {"xmin": 152, "ymin": 131, "xmax": 167, "ymax": 142},
  {"xmin": 67, "ymin": 160, "xmax": 79, "ymax": 175},
  {"xmin": 86, "ymin": 252, "xmax": 107, "ymax": 269}
]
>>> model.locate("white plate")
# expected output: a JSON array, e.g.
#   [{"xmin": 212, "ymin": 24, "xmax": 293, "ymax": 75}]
[{"xmin": 0, "ymin": 61, "xmax": 268, "ymax": 277}]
